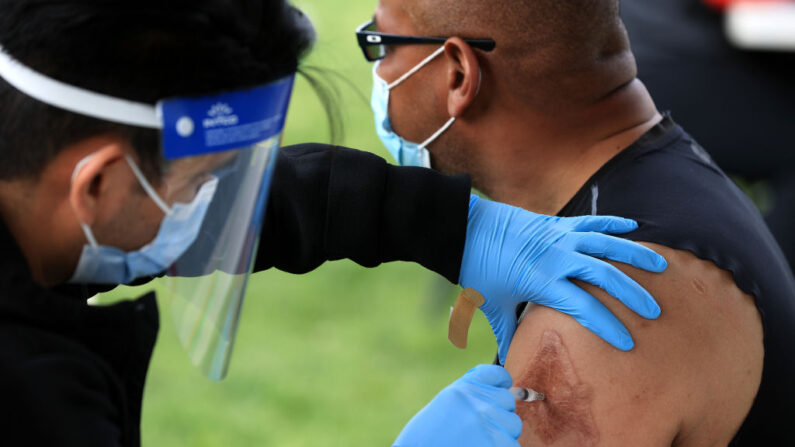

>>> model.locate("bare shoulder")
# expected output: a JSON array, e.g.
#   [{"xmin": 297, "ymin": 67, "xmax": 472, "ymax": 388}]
[{"xmin": 504, "ymin": 243, "xmax": 763, "ymax": 447}]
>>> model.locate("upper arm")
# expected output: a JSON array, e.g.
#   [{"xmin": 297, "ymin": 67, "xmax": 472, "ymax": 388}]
[{"xmin": 504, "ymin": 243, "xmax": 763, "ymax": 447}]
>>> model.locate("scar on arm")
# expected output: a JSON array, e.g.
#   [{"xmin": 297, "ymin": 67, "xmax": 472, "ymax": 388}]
[{"xmin": 515, "ymin": 330, "xmax": 599, "ymax": 446}]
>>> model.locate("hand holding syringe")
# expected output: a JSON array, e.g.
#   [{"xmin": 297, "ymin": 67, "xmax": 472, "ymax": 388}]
[{"xmin": 394, "ymin": 366, "xmax": 539, "ymax": 446}]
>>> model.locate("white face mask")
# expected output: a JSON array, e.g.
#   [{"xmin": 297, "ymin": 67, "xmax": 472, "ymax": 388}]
[
  {"xmin": 370, "ymin": 46, "xmax": 456, "ymax": 168},
  {"xmin": 69, "ymin": 155, "xmax": 218, "ymax": 285}
]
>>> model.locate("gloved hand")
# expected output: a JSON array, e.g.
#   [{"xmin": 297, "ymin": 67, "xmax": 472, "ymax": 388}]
[
  {"xmin": 460, "ymin": 194, "xmax": 667, "ymax": 364},
  {"xmin": 393, "ymin": 365, "xmax": 521, "ymax": 447}
]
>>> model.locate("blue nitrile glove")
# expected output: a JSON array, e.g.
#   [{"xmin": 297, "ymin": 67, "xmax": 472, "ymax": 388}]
[
  {"xmin": 460, "ymin": 194, "xmax": 668, "ymax": 364},
  {"xmin": 393, "ymin": 365, "xmax": 521, "ymax": 447}
]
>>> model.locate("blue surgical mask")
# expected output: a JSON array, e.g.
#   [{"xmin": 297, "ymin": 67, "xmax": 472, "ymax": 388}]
[
  {"xmin": 69, "ymin": 155, "xmax": 218, "ymax": 285},
  {"xmin": 371, "ymin": 46, "xmax": 456, "ymax": 168}
]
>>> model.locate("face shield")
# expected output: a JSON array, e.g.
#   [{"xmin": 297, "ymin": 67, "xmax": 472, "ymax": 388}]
[
  {"xmin": 158, "ymin": 80, "xmax": 293, "ymax": 380},
  {"xmin": 0, "ymin": 45, "xmax": 294, "ymax": 381}
]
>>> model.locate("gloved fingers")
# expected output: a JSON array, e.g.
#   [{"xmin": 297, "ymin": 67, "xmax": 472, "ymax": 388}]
[
  {"xmin": 553, "ymin": 281, "xmax": 634, "ymax": 350},
  {"xmin": 566, "ymin": 215, "xmax": 638, "ymax": 234},
  {"xmin": 464, "ymin": 364, "xmax": 514, "ymax": 389},
  {"xmin": 470, "ymin": 383, "xmax": 517, "ymax": 413},
  {"xmin": 572, "ymin": 233, "xmax": 667, "ymax": 273},
  {"xmin": 566, "ymin": 253, "xmax": 661, "ymax": 319},
  {"xmin": 486, "ymin": 408, "xmax": 524, "ymax": 441}
]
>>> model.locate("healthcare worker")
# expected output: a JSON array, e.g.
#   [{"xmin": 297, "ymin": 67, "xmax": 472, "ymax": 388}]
[{"xmin": 0, "ymin": 1, "xmax": 667, "ymax": 445}]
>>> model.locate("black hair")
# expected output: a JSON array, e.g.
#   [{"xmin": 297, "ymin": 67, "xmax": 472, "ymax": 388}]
[{"xmin": 0, "ymin": 0, "xmax": 317, "ymax": 180}]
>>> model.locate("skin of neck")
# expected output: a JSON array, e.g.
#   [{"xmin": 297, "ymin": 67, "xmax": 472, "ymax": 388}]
[
  {"xmin": 461, "ymin": 75, "xmax": 662, "ymax": 215},
  {"xmin": 420, "ymin": 16, "xmax": 666, "ymax": 215}
]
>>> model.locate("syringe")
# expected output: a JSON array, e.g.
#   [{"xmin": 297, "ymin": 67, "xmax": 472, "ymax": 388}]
[{"xmin": 510, "ymin": 387, "xmax": 545, "ymax": 402}]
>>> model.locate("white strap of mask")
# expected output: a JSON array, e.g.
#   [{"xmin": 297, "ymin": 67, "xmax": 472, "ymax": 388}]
[
  {"xmin": 419, "ymin": 68, "xmax": 480, "ymax": 149},
  {"xmin": 419, "ymin": 117, "xmax": 456, "ymax": 150},
  {"xmin": 70, "ymin": 155, "xmax": 100, "ymax": 248},
  {"xmin": 72, "ymin": 153, "xmax": 171, "ymax": 216},
  {"xmin": 0, "ymin": 44, "xmax": 161, "ymax": 129},
  {"xmin": 80, "ymin": 224, "xmax": 99, "ymax": 248},
  {"xmin": 124, "ymin": 155, "xmax": 172, "ymax": 216},
  {"xmin": 71, "ymin": 155, "xmax": 96, "ymax": 184},
  {"xmin": 70, "ymin": 154, "xmax": 171, "ymax": 247},
  {"xmin": 388, "ymin": 46, "xmax": 447, "ymax": 90}
]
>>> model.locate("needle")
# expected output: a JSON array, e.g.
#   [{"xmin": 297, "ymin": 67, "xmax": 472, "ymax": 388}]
[{"xmin": 510, "ymin": 387, "xmax": 546, "ymax": 402}]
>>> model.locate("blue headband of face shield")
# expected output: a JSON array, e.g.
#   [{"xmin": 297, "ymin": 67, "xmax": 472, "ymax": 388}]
[{"xmin": 0, "ymin": 41, "xmax": 296, "ymax": 381}]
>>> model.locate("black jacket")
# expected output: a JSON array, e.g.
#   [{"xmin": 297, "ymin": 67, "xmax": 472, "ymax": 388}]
[{"xmin": 0, "ymin": 143, "xmax": 471, "ymax": 446}]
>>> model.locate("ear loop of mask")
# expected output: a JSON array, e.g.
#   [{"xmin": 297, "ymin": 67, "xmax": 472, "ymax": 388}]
[
  {"xmin": 385, "ymin": 45, "xmax": 483, "ymax": 152},
  {"xmin": 418, "ymin": 67, "xmax": 481, "ymax": 151},
  {"xmin": 387, "ymin": 46, "xmax": 447, "ymax": 90},
  {"xmin": 386, "ymin": 46, "xmax": 451, "ymax": 152},
  {"xmin": 71, "ymin": 155, "xmax": 100, "ymax": 247},
  {"xmin": 418, "ymin": 117, "xmax": 456, "ymax": 150},
  {"xmin": 71, "ymin": 154, "xmax": 172, "ymax": 248},
  {"xmin": 420, "ymin": 57, "xmax": 484, "ymax": 151},
  {"xmin": 122, "ymin": 155, "xmax": 172, "ymax": 216}
]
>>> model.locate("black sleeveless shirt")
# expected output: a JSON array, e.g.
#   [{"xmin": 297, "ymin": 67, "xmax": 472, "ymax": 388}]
[{"xmin": 557, "ymin": 116, "xmax": 795, "ymax": 445}]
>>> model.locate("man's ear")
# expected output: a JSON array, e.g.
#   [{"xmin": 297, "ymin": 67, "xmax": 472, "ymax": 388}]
[
  {"xmin": 69, "ymin": 143, "xmax": 128, "ymax": 227},
  {"xmin": 444, "ymin": 37, "xmax": 482, "ymax": 119}
]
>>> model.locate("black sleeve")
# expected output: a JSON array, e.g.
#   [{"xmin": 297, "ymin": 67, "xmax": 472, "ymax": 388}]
[
  {"xmin": 0, "ymin": 356, "xmax": 123, "ymax": 447},
  {"xmin": 254, "ymin": 143, "xmax": 471, "ymax": 284}
]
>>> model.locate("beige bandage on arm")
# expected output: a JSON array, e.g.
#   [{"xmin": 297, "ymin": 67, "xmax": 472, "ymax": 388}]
[{"xmin": 448, "ymin": 288, "xmax": 486, "ymax": 349}]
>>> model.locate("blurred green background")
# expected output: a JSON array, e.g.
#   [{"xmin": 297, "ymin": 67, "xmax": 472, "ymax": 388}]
[{"xmin": 100, "ymin": 0, "xmax": 497, "ymax": 445}]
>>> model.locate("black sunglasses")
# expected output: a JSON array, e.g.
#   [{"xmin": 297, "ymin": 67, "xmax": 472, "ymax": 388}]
[{"xmin": 355, "ymin": 20, "xmax": 496, "ymax": 62}]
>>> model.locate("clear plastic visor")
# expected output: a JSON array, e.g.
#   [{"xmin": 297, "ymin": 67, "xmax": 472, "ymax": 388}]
[{"xmin": 159, "ymin": 136, "xmax": 280, "ymax": 380}]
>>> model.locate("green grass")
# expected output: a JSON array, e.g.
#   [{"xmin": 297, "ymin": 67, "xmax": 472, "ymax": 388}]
[{"xmin": 99, "ymin": 1, "xmax": 497, "ymax": 445}]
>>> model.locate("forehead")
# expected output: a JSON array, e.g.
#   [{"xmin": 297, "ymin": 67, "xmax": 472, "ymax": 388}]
[
  {"xmin": 163, "ymin": 151, "xmax": 236, "ymax": 184},
  {"xmin": 169, "ymin": 151, "xmax": 236, "ymax": 174},
  {"xmin": 374, "ymin": 0, "xmax": 418, "ymax": 34}
]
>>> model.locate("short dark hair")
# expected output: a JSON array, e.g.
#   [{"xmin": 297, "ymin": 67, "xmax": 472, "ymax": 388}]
[
  {"xmin": 0, "ymin": 0, "xmax": 315, "ymax": 180},
  {"xmin": 406, "ymin": 0, "xmax": 631, "ymax": 106}
]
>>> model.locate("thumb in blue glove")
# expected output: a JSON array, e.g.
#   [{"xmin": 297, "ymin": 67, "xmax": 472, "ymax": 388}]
[
  {"xmin": 393, "ymin": 365, "xmax": 522, "ymax": 447},
  {"xmin": 460, "ymin": 194, "xmax": 668, "ymax": 364}
]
